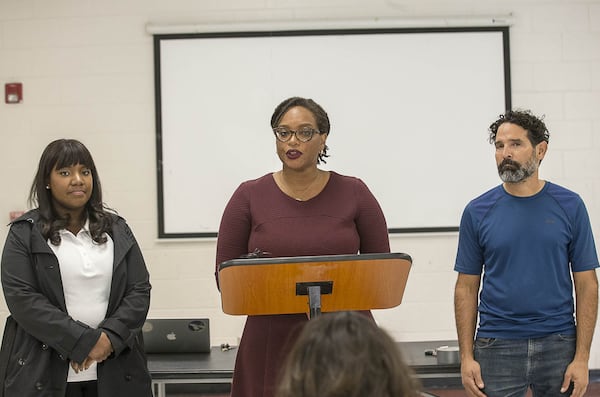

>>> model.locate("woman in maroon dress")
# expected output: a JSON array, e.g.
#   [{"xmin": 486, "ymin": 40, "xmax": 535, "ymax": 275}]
[{"xmin": 215, "ymin": 96, "xmax": 390, "ymax": 397}]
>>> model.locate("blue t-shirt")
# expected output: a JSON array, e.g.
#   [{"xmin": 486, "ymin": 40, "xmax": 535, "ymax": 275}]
[{"xmin": 455, "ymin": 182, "xmax": 599, "ymax": 338}]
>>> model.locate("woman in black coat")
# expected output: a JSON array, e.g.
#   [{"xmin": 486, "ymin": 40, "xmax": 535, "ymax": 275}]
[{"xmin": 0, "ymin": 139, "xmax": 152, "ymax": 397}]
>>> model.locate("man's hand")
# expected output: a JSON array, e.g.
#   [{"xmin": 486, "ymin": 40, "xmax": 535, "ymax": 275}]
[
  {"xmin": 461, "ymin": 357, "xmax": 487, "ymax": 397},
  {"xmin": 561, "ymin": 360, "xmax": 588, "ymax": 397}
]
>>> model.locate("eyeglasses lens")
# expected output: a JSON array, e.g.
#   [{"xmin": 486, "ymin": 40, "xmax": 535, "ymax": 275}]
[{"xmin": 273, "ymin": 128, "xmax": 317, "ymax": 142}]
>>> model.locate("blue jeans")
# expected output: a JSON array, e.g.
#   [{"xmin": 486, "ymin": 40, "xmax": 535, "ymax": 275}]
[{"xmin": 474, "ymin": 333, "xmax": 576, "ymax": 397}]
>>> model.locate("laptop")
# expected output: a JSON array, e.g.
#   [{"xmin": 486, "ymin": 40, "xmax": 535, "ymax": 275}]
[{"xmin": 142, "ymin": 318, "xmax": 211, "ymax": 354}]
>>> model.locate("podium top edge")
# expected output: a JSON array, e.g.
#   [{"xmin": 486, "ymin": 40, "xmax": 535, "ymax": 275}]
[{"xmin": 218, "ymin": 252, "xmax": 412, "ymax": 271}]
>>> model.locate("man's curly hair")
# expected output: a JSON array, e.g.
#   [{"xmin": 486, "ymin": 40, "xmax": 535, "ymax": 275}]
[{"xmin": 488, "ymin": 109, "xmax": 550, "ymax": 146}]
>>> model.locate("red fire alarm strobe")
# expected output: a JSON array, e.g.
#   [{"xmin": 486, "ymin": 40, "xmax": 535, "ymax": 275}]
[{"xmin": 5, "ymin": 82, "xmax": 23, "ymax": 104}]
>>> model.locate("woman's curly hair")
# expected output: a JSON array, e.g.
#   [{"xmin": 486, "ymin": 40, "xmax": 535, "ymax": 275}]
[{"xmin": 277, "ymin": 311, "xmax": 421, "ymax": 397}]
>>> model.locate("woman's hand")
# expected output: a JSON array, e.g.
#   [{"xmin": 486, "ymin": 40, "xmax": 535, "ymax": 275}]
[
  {"xmin": 88, "ymin": 331, "xmax": 113, "ymax": 363},
  {"xmin": 70, "ymin": 331, "xmax": 114, "ymax": 373}
]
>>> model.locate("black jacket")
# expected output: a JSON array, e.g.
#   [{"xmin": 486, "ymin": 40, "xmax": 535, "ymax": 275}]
[{"xmin": 0, "ymin": 210, "xmax": 152, "ymax": 397}]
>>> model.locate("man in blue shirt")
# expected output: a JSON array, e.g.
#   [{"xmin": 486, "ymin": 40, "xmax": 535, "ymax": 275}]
[{"xmin": 454, "ymin": 110, "xmax": 599, "ymax": 397}]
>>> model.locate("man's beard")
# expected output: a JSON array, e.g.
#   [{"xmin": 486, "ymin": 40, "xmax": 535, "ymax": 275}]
[{"xmin": 498, "ymin": 155, "xmax": 538, "ymax": 183}]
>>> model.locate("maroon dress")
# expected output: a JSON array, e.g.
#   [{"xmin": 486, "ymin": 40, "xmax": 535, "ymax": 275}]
[{"xmin": 215, "ymin": 171, "xmax": 390, "ymax": 397}]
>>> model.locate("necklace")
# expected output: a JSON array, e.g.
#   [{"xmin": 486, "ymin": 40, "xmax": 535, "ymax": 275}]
[{"xmin": 279, "ymin": 170, "xmax": 322, "ymax": 201}]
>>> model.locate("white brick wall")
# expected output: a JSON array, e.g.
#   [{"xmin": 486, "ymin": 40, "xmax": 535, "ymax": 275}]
[{"xmin": 0, "ymin": 0, "xmax": 599, "ymax": 369}]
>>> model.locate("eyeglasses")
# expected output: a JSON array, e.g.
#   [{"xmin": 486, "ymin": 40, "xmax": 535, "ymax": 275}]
[{"xmin": 273, "ymin": 127, "xmax": 321, "ymax": 143}]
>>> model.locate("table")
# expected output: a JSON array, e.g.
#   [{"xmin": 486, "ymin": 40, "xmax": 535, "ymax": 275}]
[
  {"xmin": 398, "ymin": 340, "xmax": 462, "ymax": 388},
  {"xmin": 148, "ymin": 347, "xmax": 235, "ymax": 397},
  {"xmin": 148, "ymin": 340, "xmax": 461, "ymax": 397}
]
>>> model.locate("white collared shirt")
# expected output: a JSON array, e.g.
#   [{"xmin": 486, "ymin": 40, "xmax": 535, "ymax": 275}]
[{"xmin": 48, "ymin": 221, "xmax": 114, "ymax": 382}]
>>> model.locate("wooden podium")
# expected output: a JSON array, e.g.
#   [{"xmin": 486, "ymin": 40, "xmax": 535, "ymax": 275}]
[{"xmin": 218, "ymin": 252, "xmax": 412, "ymax": 318}]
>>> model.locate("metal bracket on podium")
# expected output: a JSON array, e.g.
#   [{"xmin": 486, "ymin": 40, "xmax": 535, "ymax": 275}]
[{"xmin": 296, "ymin": 281, "xmax": 333, "ymax": 319}]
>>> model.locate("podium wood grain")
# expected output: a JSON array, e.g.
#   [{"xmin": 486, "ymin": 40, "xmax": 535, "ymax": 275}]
[{"xmin": 218, "ymin": 254, "xmax": 412, "ymax": 316}]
